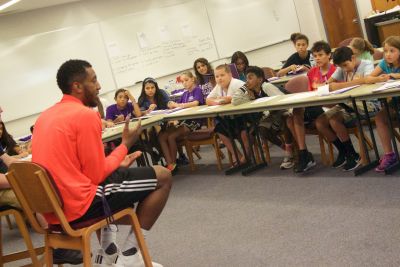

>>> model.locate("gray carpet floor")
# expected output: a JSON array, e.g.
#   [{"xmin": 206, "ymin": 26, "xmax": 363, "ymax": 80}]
[{"xmin": 3, "ymin": 135, "xmax": 400, "ymax": 267}]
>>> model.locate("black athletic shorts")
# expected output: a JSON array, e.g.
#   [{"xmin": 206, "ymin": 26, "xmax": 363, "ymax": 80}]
[{"xmin": 71, "ymin": 167, "xmax": 157, "ymax": 224}]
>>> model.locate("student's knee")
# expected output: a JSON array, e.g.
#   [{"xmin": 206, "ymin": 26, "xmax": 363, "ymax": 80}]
[{"xmin": 153, "ymin": 165, "xmax": 172, "ymax": 189}]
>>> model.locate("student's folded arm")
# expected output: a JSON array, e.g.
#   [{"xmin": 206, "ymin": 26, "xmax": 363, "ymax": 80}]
[
  {"xmin": 132, "ymin": 102, "xmax": 142, "ymax": 118},
  {"xmin": 364, "ymin": 66, "xmax": 383, "ymax": 84},
  {"xmin": 181, "ymin": 100, "xmax": 200, "ymax": 108},
  {"xmin": 232, "ymin": 88, "xmax": 249, "ymax": 106},
  {"xmin": 0, "ymin": 153, "xmax": 17, "ymax": 167},
  {"xmin": 206, "ymin": 97, "xmax": 220, "ymax": 106},
  {"xmin": 329, "ymin": 79, "xmax": 364, "ymax": 91},
  {"xmin": 390, "ymin": 73, "xmax": 400, "ymax": 79},
  {"xmin": 277, "ymin": 67, "xmax": 290, "ymax": 77},
  {"xmin": 76, "ymin": 111, "xmax": 127, "ymax": 185}
]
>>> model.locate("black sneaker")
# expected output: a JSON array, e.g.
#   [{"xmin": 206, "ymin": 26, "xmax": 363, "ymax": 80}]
[
  {"xmin": 176, "ymin": 154, "xmax": 189, "ymax": 165},
  {"xmin": 343, "ymin": 153, "xmax": 361, "ymax": 171},
  {"xmin": 295, "ymin": 152, "xmax": 316, "ymax": 173},
  {"xmin": 53, "ymin": 248, "xmax": 83, "ymax": 265},
  {"xmin": 332, "ymin": 153, "xmax": 346, "ymax": 168}
]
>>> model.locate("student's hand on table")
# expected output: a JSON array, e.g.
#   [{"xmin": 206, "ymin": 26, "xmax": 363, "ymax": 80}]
[
  {"xmin": 114, "ymin": 115, "xmax": 125, "ymax": 123},
  {"xmin": 120, "ymin": 151, "xmax": 142, "ymax": 168},
  {"xmin": 105, "ymin": 121, "xmax": 114, "ymax": 128},
  {"xmin": 389, "ymin": 73, "xmax": 400, "ymax": 79},
  {"xmin": 376, "ymin": 74, "xmax": 390, "ymax": 82},
  {"xmin": 147, "ymin": 104, "xmax": 157, "ymax": 113},
  {"xmin": 121, "ymin": 115, "xmax": 142, "ymax": 149},
  {"xmin": 289, "ymin": 64, "xmax": 298, "ymax": 72},
  {"xmin": 168, "ymin": 101, "xmax": 178, "ymax": 109}
]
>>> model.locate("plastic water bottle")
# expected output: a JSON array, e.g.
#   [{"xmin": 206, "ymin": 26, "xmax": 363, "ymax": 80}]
[{"xmin": 309, "ymin": 53, "xmax": 316, "ymax": 67}]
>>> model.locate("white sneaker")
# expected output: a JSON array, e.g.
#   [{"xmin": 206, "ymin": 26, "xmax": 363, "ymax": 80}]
[
  {"xmin": 93, "ymin": 248, "xmax": 123, "ymax": 267},
  {"xmin": 280, "ymin": 156, "xmax": 294, "ymax": 169},
  {"xmin": 117, "ymin": 250, "xmax": 163, "ymax": 267}
]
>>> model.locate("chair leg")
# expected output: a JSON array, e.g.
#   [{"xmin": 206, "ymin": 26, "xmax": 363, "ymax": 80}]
[
  {"xmin": 129, "ymin": 213, "xmax": 152, "ymax": 267},
  {"xmin": 5, "ymin": 215, "xmax": 13, "ymax": 230},
  {"xmin": 253, "ymin": 144, "xmax": 261, "ymax": 164},
  {"xmin": 213, "ymin": 141, "xmax": 223, "ymax": 171},
  {"xmin": 82, "ymin": 236, "xmax": 92, "ymax": 267},
  {"xmin": 328, "ymin": 142, "xmax": 334, "ymax": 165},
  {"xmin": 318, "ymin": 134, "xmax": 328, "ymax": 165},
  {"xmin": 262, "ymin": 141, "xmax": 271, "ymax": 164},
  {"xmin": 185, "ymin": 143, "xmax": 196, "ymax": 171},
  {"xmin": 12, "ymin": 210, "xmax": 41, "ymax": 267},
  {"xmin": 44, "ymin": 236, "xmax": 53, "ymax": 267},
  {"xmin": 193, "ymin": 149, "xmax": 201, "ymax": 160}
]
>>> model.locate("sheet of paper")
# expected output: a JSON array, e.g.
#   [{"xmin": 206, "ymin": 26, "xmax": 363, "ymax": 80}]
[
  {"xmin": 159, "ymin": 26, "xmax": 171, "ymax": 42},
  {"xmin": 373, "ymin": 80, "xmax": 400, "ymax": 92},
  {"xmin": 181, "ymin": 23, "xmax": 193, "ymax": 37},
  {"xmin": 329, "ymin": 85, "xmax": 360, "ymax": 94},
  {"xmin": 250, "ymin": 95, "xmax": 278, "ymax": 105},
  {"xmin": 198, "ymin": 106, "xmax": 220, "ymax": 112},
  {"xmin": 278, "ymin": 91, "xmax": 318, "ymax": 103},
  {"xmin": 169, "ymin": 107, "xmax": 193, "ymax": 114},
  {"xmin": 317, "ymin": 84, "xmax": 329, "ymax": 96},
  {"xmin": 137, "ymin": 32, "xmax": 149, "ymax": 48}
]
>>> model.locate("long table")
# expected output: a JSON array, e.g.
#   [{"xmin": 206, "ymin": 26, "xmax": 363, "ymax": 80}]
[{"xmin": 102, "ymin": 83, "xmax": 400, "ymax": 175}]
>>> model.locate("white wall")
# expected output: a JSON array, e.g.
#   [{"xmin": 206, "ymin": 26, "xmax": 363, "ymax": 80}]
[{"xmin": 0, "ymin": 0, "xmax": 358, "ymax": 137}]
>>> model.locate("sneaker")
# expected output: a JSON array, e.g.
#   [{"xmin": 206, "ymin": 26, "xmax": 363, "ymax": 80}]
[
  {"xmin": 332, "ymin": 152, "xmax": 346, "ymax": 168},
  {"xmin": 93, "ymin": 248, "xmax": 122, "ymax": 267},
  {"xmin": 375, "ymin": 152, "xmax": 397, "ymax": 172},
  {"xmin": 176, "ymin": 154, "xmax": 189, "ymax": 165},
  {"xmin": 280, "ymin": 156, "xmax": 294, "ymax": 169},
  {"xmin": 117, "ymin": 250, "xmax": 163, "ymax": 267},
  {"xmin": 343, "ymin": 153, "xmax": 361, "ymax": 171},
  {"xmin": 294, "ymin": 151, "xmax": 316, "ymax": 173},
  {"xmin": 53, "ymin": 248, "xmax": 83, "ymax": 265}
]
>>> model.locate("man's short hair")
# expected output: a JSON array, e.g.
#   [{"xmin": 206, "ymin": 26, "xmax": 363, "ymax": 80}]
[
  {"xmin": 56, "ymin": 59, "xmax": 92, "ymax": 94},
  {"xmin": 332, "ymin": 46, "xmax": 353, "ymax": 65},
  {"xmin": 215, "ymin": 64, "xmax": 231, "ymax": 73},
  {"xmin": 311, "ymin": 41, "xmax": 331, "ymax": 54},
  {"xmin": 245, "ymin": 66, "xmax": 265, "ymax": 79}
]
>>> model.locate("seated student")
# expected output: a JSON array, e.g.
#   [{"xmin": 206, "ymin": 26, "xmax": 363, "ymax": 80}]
[
  {"xmin": 231, "ymin": 51, "xmax": 249, "ymax": 82},
  {"xmin": 158, "ymin": 71, "xmax": 204, "ymax": 174},
  {"xmin": 194, "ymin": 58, "xmax": 216, "ymax": 100},
  {"xmin": 277, "ymin": 33, "xmax": 314, "ymax": 77},
  {"xmin": 287, "ymin": 40, "xmax": 336, "ymax": 173},
  {"xmin": 350, "ymin": 37, "xmax": 375, "ymax": 63},
  {"xmin": 206, "ymin": 64, "xmax": 246, "ymax": 166},
  {"xmin": 105, "ymin": 88, "xmax": 141, "ymax": 123},
  {"xmin": 365, "ymin": 36, "xmax": 400, "ymax": 172},
  {"xmin": 32, "ymin": 59, "xmax": 171, "ymax": 266},
  {"xmin": 232, "ymin": 66, "xmax": 295, "ymax": 169},
  {"xmin": 0, "ymin": 121, "xmax": 28, "ymax": 158},
  {"xmin": 316, "ymin": 46, "xmax": 378, "ymax": 171},
  {"xmin": 138, "ymin": 77, "xmax": 170, "ymax": 115}
]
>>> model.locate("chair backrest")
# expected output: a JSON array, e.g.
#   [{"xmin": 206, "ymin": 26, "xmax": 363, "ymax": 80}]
[
  {"xmin": 373, "ymin": 49, "xmax": 383, "ymax": 60},
  {"xmin": 262, "ymin": 67, "xmax": 276, "ymax": 79},
  {"xmin": 6, "ymin": 162, "xmax": 79, "ymax": 236},
  {"xmin": 284, "ymin": 75, "xmax": 309, "ymax": 94}
]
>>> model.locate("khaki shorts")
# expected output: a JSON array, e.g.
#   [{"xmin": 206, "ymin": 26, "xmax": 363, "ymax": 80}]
[
  {"xmin": 323, "ymin": 105, "xmax": 355, "ymax": 125},
  {"xmin": 0, "ymin": 189, "xmax": 21, "ymax": 209}
]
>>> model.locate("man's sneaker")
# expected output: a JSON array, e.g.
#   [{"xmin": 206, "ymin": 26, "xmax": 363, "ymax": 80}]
[
  {"xmin": 117, "ymin": 250, "xmax": 163, "ymax": 267},
  {"xmin": 93, "ymin": 248, "xmax": 122, "ymax": 267},
  {"xmin": 343, "ymin": 153, "xmax": 361, "ymax": 171},
  {"xmin": 375, "ymin": 152, "xmax": 397, "ymax": 172},
  {"xmin": 332, "ymin": 152, "xmax": 346, "ymax": 168},
  {"xmin": 280, "ymin": 156, "xmax": 294, "ymax": 169},
  {"xmin": 53, "ymin": 248, "xmax": 83, "ymax": 265},
  {"xmin": 295, "ymin": 152, "xmax": 316, "ymax": 173}
]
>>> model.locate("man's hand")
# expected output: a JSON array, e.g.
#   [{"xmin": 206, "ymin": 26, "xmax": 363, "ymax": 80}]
[
  {"xmin": 120, "ymin": 151, "xmax": 142, "ymax": 168},
  {"xmin": 121, "ymin": 115, "xmax": 142, "ymax": 149},
  {"xmin": 114, "ymin": 114, "xmax": 125, "ymax": 123}
]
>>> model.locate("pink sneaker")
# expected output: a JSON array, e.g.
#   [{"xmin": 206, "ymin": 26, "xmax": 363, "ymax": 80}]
[{"xmin": 375, "ymin": 152, "xmax": 397, "ymax": 172}]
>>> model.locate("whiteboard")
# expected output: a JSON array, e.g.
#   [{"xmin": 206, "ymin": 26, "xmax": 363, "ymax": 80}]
[
  {"xmin": 205, "ymin": 0, "xmax": 301, "ymax": 58},
  {"xmin": 0, "ymin": 23, "xmax": 116, "ymax": 122},
  {"xmin": 99, "ymin": 0, "xmax": 218, "ymax": 88}
]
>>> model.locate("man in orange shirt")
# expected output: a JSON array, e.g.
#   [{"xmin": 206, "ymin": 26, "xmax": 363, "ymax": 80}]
[{"xmin": 32, "ymin": 59, "xmax": 171, "ymax": 266}]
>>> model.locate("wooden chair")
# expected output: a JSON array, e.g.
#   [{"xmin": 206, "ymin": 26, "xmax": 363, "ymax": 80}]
[
  {"xmin": 284, "ymin": 75, "xmax": 332, "ymax": 165},
  {"xmin": 6, "ymin": 161, "xmax": 153, "ymax": 267},
  {"xmin": 338, "ymin": 37, "xmax": 354, "ymax": 47},
  {"xmin": 373, "ymin": 49, "xmax": 383, "ymax": 60},
  {"xmin": 0, "ymin": 205, "xmax": 46, "ymax": 267},
  {"xmin": 181, "ymin": 118, "xmax": 225, "ymax": 171},
  {"xmin": 262, "ymin": 67, "xmax": 276, "ymax": 79}
]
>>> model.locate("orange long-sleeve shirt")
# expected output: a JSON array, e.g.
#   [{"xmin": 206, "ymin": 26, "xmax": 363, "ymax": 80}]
[{"xmin": 32, "ymin": 94, "xmax": 127, "ymax": 224}]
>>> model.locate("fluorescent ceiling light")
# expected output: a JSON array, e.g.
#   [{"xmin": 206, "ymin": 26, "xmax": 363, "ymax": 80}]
[{"xmin": 0, "ymin": 0, "xmax": 22, "ymax": 11}]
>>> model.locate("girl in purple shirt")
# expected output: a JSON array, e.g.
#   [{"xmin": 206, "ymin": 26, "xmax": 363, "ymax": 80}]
[
  {"xmin": 105, "ymin": 89, "xmax": 141, "ymax": 123},
  {"xmin": 158, "ymin": 71, "xmax": 204, "ymax": 173}
]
